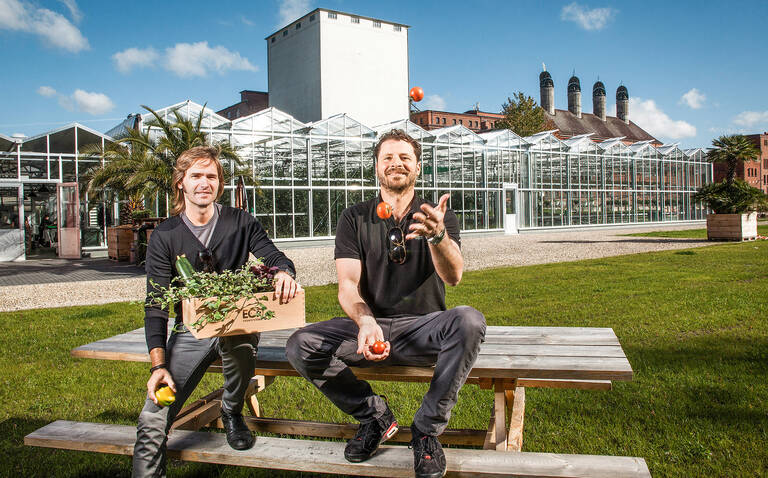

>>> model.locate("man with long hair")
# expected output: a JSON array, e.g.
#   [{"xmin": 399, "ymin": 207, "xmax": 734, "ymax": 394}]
[
  {"xmin": 287, "ymin": 130, "xmax": 485, "ymax": 478},
  {"xmin": 133, "ymin": 146, "xmax": 299, "ymax": 477}
]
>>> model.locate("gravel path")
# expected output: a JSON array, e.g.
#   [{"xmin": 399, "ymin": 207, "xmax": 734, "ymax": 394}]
[{"xmin": 0, "ymin": 223, "xmax": 712, "ymax": 312}]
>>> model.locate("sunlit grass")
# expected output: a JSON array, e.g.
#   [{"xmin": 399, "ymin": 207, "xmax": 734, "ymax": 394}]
[{"xmin": 3, "ymin": 241, "xmax": 767, "ymax": 477}]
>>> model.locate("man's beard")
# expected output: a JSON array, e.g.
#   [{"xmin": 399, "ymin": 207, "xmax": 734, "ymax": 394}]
[{"xmin": 378, "ymin": 168, "xmax": 417, "ymax": 193}]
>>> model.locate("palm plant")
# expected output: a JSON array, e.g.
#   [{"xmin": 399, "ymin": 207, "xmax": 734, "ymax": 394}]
[
  {"xmin": 81, "ymin": 103, "xmax": 251, "ymax": 220},
  {"xmin": 694, "ymin": 135, "xmax": 767, "ymax": 214},
  {"xmin": 707, "ymin": 135, "xmax": 760, "ymax": 185}
]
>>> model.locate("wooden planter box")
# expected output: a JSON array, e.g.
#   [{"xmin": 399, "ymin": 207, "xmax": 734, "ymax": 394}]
[
  {"xmin": 706, "ymin": 212, "xmax": 758, "ymax": 241},
  {"xmin": 107, "ymin": 225, "xmax": 134, "ymax": 261},
  {"xmin": 182, "ymin": 289, "xmax": 305, "ymax": 339}
]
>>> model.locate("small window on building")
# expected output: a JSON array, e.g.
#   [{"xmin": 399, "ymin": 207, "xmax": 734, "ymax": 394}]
[
  {"xmin": 271, "ymin": 37, "xmax": 275, "ymax": 43},
  {"xmin": 296, "ymin": 22, "xmax": 301, "ymax": 29},
  {"xmin": 420, "ymin": 118, "xmax": 424, "ymax": 125},
  {"xmin": 373, "ymin": 20, "xmax": 381, "ymax": 28},
  {"xmin": 442, "ymin": 118, "xmax": 446, "ymax": 125},
  {"xmin": 394, "ymin": 25, "xmax": 401, "ymax": 32},
  {"xmin": 283, "ymin": 30, "xmax": 288, "ymax": 37},
  {"xmin": 328, "ymin": 12, "xmax": 337, "ymax": 19},
  {"xmin": 351, "ymin": 16, "xmax": 360, "ymax": 23},
  {"xmin": 459, "ymin": 120, "xmax": 463, "ymax": 125},
  {"xmin": 310, "ymin": 14, "xmax": 315, "ymax": 21},
  {"xmin": 452, "ymin": 119, "xmax": 456, "ymax": 125}
]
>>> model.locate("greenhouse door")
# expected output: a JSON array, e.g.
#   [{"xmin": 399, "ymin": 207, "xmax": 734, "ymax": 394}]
[
  {"xmin": 0, "ymin": 184, "xmax": 24, "ymax": 261},
  {"xmin": 503, "ymin": 183, "xmax": 518, "ymax": 235},
  {"xmin": 57, "ymin": 182, "xmax": 80, "ymax": 259}
]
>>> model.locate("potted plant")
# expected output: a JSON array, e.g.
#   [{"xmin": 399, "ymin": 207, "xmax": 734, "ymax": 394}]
[{"xmin": 694, "ymin": 135, "xmax": 768, "ymax": 241}]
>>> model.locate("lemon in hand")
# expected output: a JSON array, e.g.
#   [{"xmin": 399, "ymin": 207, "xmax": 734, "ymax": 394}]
[{"xmin": 155, "ymin": 386, "xmax": 176, "ymax": 407}]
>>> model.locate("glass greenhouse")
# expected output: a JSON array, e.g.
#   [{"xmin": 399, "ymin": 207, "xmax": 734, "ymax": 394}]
[{"xmin": 0, "ymin": 100, "xmax": 712, "ymax": 259}]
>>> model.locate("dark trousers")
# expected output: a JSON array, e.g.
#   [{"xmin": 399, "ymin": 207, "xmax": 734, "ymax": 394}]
[
  {"xmin": 132, "ymin": 330, "xmax": 259, "ymax": 478},
  {"xmin": 286, "ymin": 306, "xmax": 485, "ymax": 436}
]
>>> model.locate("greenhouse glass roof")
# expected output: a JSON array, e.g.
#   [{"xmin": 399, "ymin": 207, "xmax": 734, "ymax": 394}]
[
  {"xmin": 477, "ymin": 129, "xmax": 528, "ymax": 149},
  {"xmin": 372, "ymin": 119, "xmax": 433, "ymax": 142},
  {"xmin": 231, "ymin": 107, "xmax": 306, "ymax": 134},
  {"xmin": 143, "ymin": 100, "xmax": 230, "ymax": 130},
  {"xmin": 301, "ymin": 114, "xmax": 375, "ymax": 138},
  {"xmin": 428, "ymin": 125, "xmax": 484, "ymax": 146},
  {"xmin": 523, "ymin": 130, "xmax": 566, "ymax": 151}
]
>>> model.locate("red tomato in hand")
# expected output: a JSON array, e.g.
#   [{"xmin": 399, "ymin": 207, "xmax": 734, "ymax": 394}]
[
  {"xmin": 370, "ymin": 340, "xmax": 386, "ymax": 355},
  {"xmin": 376, "ymin": 202, "xmax": 393, "ymax": 220}
]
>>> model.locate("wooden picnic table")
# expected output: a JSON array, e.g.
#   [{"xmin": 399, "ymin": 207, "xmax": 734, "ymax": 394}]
[{"xmin": 70, "ymin": 324, "xmax": 634, "ymax": 452}]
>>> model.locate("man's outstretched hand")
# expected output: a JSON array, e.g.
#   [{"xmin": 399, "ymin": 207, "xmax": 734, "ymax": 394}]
[{"xmin": 408, "ymin": 193, "xmax": 449, "ymax": 241}]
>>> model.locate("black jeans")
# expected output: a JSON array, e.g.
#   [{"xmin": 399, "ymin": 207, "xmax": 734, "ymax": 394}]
[
  {"xmin": 286, "ymin": 306, "xmax": 485, "ymax": 435},
  {"xmin": 132, "ymin": 330, "xmax": 259, "ymax": 478}
]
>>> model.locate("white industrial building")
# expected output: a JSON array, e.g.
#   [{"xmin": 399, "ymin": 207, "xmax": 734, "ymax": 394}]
[{"xmin": 266, "ymin": 8, "xmax": 409, "ymax": 127}]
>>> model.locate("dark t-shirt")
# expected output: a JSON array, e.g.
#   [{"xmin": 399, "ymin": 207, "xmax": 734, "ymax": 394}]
[{"xmin": 334, "ymin": 195, "xmax": 461, "ymax": 318}]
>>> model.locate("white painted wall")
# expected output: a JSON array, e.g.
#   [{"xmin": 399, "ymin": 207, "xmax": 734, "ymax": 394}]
[
  {"xmin": 268, "ymin": 19, "xmax": 322, "ymax": 123},
  {"xmin": 268, "ymin": 10, "xmax": 409, "ymax": 126},
  {"xmin": 319, "ymin": 14, "xmax": 409, "ymax": 126}
]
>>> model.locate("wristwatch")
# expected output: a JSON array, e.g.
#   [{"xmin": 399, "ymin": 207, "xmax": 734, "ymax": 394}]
[{"xmin": 427, "ymin": 228, "xmax": 446, "ymax": 245}]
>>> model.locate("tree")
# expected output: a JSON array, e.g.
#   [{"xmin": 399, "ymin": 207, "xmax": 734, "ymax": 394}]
[
  {"xmin": 496, "ymin": 92, "xmax": 555, "ymax": 137},
  {"xmin": 706, "ymin": 134, "xmax": 760, "ymax": 185},
  {"xmin": 81, "ymin": 104, "xmax": 250, "ymax": 219}
]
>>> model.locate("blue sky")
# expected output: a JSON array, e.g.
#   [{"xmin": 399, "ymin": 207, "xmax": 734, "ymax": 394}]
[{"xmin": 1, "ymin": 0, "xmax": 766, "ymax": 148}]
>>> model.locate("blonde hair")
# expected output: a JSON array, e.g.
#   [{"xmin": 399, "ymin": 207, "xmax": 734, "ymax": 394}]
[{"xmin": 171, "ymin": 146, "xmax": 225, "ymax": 215}]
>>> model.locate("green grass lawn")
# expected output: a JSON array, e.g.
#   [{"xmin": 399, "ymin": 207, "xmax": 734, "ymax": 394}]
[
  {"xmin": 3, "ymin": 241, "xmax": 767, "ymax": 477},
  {"xmin": 624, "ymin": 224, "xmax": 768, "ymax": 239}
]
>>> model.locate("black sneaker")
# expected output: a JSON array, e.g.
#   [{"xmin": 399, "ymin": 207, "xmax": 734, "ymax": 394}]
[
  {"xmin": 344, "ymin": 405, "xmax": 399, "ymax": 462},
  {"xmin": 409, "ymin": 427, "xmax": 447, "ymax": 478}
]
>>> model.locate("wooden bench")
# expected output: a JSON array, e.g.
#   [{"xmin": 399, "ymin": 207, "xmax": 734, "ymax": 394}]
[
  {"xmin": 26, "ymin": 420, "xmax": 651, "ymax": 477},
  {"xmin": 24, "ymin": 325, "xmax": 648, "ymax": 476},
  {"xmin": 68, "ymin": 325, "xmax": 632, "ymax": 452}
]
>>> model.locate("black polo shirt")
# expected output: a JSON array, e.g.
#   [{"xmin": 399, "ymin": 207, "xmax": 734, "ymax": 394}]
[{"xmin": 334, "ymin": 195, "xmax": 461, "ymax": 318}]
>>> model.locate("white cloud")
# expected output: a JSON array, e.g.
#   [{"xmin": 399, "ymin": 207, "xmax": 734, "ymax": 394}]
[
  {"xmin": 164, "ymin": 41, "xmax": 257, "ymax": 77},
  {"xmin": 0, "ymin": 0, "xmax": 89, "ymax": 52},
  {"xmin": 37, "ymin": 85, "xmax": 56, "ymax": 97},
  {"xmin": 560, "ymin": 3, "xmax": 616, "ymax": 31},
  {"xmin": 277, "ymin": 0, "xmax": 311, "ymax": 28},
  {"xmin": 54, "ymin": 89, "xmax": 114, "ymax": 115},
  {"xmin": 58, "ymin": 0, "xmax": 81, "ymax": 23},
  {"xmin": 732, "ymin": 110, "xmax": 768, "ymax": 128},
  {"xmin": 679, "ymin": 88, "xmax": 705, "ymax": 109},
  {"xmin": 625, "ymin": 97, "xmax": 697, "ymax": 139},
  {"xmin": 112, "ymin": 47, "xmax": 159, "ymax": 73},
  {"xmin": 71, "ymin": 89, "xmax": 114, "ymax": 115},
  {"xmin": 423, "ymin": 94, "xmax": 446, "ymax": 111},
  {"xmin": 241, "ymin": 15, "xmax": 255, "ymax": 26}
]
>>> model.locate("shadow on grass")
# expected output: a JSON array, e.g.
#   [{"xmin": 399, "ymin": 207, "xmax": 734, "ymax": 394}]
[
  {"xmin": 538, "ymin": 238, "xmax": 706, "ymax": 244},
  {"xmin": 623, "ymin": 334, "xmax": 768, "ymax": 424}
]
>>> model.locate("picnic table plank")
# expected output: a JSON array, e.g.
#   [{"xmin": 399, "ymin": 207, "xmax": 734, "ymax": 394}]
[{"xmin": 26, "ymin": 421, "xmax": 652, "ymax": 478}]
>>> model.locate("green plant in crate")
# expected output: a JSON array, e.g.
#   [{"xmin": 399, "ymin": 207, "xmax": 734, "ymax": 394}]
[{"xmin": 147, "ymin": 257, "xmax": 281, "ymax": 331}]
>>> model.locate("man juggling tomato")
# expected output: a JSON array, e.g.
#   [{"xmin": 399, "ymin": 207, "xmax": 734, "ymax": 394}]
[{"xmin": 287, "ymin": 129, "xmax": 485, "ymax": 478}]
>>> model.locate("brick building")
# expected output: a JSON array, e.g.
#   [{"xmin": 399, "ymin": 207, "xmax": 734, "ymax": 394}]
[
  {"xmin": 217, "ymin": 90, "xmax": 269, "ymax": 120},
  {"xmin": 712, "ymin": 132, "xmax": 768, "ymax": 193},
  {"xmin": 410, "ymin": 108, "xmax": 504, "ymax": 132}
]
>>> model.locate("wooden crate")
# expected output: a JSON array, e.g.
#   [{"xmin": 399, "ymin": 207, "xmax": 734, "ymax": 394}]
[
  {"xmin": 706, "ymin": 212, "xmax": 758, "ymax": 241},
  {"xmin": 182, "ymin": 290, "xmax": 306, "ymax": 338},
  {"xmin": 107, "ymin": 226, "xmax": 134, "ymax": 261}
]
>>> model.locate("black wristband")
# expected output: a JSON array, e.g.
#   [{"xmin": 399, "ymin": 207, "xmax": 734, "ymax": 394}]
[{"xmin": 149, "ymin": 364, "xmax": 167, "ymax": 374}]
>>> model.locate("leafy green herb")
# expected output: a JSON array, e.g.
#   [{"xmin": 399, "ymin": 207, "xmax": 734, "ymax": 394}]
[{"xmin": 148, "ymin": 259, "xmax": 280, "ymax": 331}]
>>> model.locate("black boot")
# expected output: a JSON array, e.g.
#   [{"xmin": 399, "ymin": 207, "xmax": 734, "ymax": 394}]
[{"xmin": 221, "ymin": 410, "xmax": 255, "ymax": 450}]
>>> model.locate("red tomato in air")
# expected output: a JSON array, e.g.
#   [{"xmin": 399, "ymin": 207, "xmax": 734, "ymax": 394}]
[
  {"xmin": 409, "ymin": 86, "xmax": 424, "ymax": 102},
  {"xmin": 370, "ymin": 341, "xmax": 386, "ymax": 355},
  {"xmin": 376, "ymin": 202, "xmax": 393, "ymax": 220}
]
